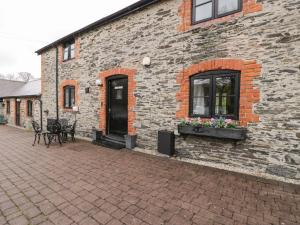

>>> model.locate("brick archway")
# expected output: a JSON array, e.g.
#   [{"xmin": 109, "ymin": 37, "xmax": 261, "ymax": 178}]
[
  {"xmin": 176, "ymin": 59, "xmax": 262, "ymax": 126},
  {"xmin": 99, "ymin": 68, "xmax": 136, "ymax": 135}
]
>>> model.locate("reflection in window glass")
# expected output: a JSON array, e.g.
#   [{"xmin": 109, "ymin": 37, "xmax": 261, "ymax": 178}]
[{"xmin": 215, "ymin": 76, "xmax": 236, "ymax": 116}]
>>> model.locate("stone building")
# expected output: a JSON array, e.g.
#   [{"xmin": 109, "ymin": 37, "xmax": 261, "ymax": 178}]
[
  {"xmin": 0, "ymin": 79, "xmax": 41, "ymax": 129},
  {"xmin": 36, "ymin": 0, "xmax": 300, "ymax": 183}
]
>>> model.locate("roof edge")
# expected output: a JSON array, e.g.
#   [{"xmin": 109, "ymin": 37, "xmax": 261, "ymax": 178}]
[
  {"xmin": 1, "ymin": 94, "xmax": 41, "ymax": 99},
  {"xmin": 36, "ymin": 0, "xmax": 159, "ymax": 55}
]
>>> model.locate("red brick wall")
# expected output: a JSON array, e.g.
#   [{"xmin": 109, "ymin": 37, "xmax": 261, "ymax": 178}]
[
  {"xmin": 178, "ymin": 0, "xmax": 263, "ymax": 32},
  {"xmin": 176, "ymin": 59, "xmax": 261, "ymax": 126},
  {"xmin": 59, "ymin": 80, "xmax": 80, "ymax": 112},
  {"xmin": 99, "ymin": 68, "xmax": 137, "ymax": 135}
]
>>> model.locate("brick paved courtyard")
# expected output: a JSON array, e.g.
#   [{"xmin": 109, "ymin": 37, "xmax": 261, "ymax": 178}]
[{"xmin": 0, "ymin": 126, "xmax": 299, "ymax": 225}]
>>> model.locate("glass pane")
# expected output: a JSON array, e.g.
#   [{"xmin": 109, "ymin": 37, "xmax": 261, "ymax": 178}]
[
  {"xmin": 70, "ymin": 44, "xmax": 75, "ymax": 58},
  {"xmin": 64, "ymin": 47, "xmax": 69, "ymax": 60},
  {"xmin": 116, "ymin": 89, "xmax": 123, "ymax": 100},
  {"xmin": 64, "ymin": 89, "xmax": 70, "ymax": 108},
  {"xmin": 192, "ymin": 78, "xmax": 210, "ymax": 115},
  {"xmin": 195, "ymin": 3, "xmax": 212, "ymax": 22},
  {"xmin": 70, "ymin": 88, "xmax": 75, "ymax": 107},
  {"xmin": 215, "ymin": 76, "xmax": 236, "ymax": 116},
  {"xmin": 218, "ymin": 0, "xmax": 239, "ymax": 15},
  {"xmin": 195, "ymin": 0, "xmax": 211, "ymax": 5}
]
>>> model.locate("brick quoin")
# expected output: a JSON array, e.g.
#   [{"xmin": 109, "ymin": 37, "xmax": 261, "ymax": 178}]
[
  {"xmin": 59, "ymin": 80, "xmax": 80, "ymax": 112},
  {"xmin": 99, "ymin": 68, "xmax": 137, "ymax": 135},
  {"xmin": 176, "ymin": 59, "xmax": 262, "ymax": 126},
  {"xmin": 178, "ymin": 0, "xmax": 263, "ymax": 32}
]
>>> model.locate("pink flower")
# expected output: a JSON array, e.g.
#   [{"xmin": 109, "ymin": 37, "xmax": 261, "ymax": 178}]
[{"xmin": 225, "ymin": 119, "xmax": 232, "ymax": 123}]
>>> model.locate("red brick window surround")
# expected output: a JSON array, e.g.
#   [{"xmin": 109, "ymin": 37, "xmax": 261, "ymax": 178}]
[
  {"xmin": 178, "ymin": 0, "xmax": 263, "ymax": 32},
  {"xmin": 176, "ymin": 59, "xmax": 261, "ymax": 126},
  {"xmin": 58, "ymin": 37, "xmax": 80, "ymax": 64},
  {"xmin": 59, "ymin": 80, "xmax": 80, "ymax": 112},
  {"xmin": 99, "ymin": 68, "xmax": 137, "ymax": 135}
]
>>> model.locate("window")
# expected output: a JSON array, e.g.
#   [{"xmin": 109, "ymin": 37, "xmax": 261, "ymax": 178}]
[
  {"xmin": 190, "ymin": 70, "xmax": 240, "ymax": 119},
  {"xmin": 6, "ymin": 100, "xmax": 10, "ymax": 114},
  {"xmin": 193, "ymin": 0, "xmax": 242, "ymax": 23},
  {"xmin": 63, "ymin": 40, "xmax": 75, "ymax": 61},
  {"xmin": 27, "ymin": 100, "xmax": 33, "ymax": 117},
  {"xmin": 63, "ymin": 86, "xmax": 75, "ymax": 109}
]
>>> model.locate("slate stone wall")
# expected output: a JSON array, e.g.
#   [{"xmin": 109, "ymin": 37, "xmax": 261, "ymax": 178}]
[{"xmin": 41, "ymin": 0, "xmax": 300, "ymax": 183}]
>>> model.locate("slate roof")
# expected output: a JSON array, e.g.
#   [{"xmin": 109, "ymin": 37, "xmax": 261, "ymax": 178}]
[
  {"xmin": 0, "ymin": 79, "xmax": 41, "ymax": 98},
  {"xmin": 36, "ymin": 0, "xmax": 159, "ymax": 54}
]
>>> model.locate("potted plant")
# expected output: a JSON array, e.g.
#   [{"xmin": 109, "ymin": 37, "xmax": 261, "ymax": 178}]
[{"xmin": 178, "ymin": 117, "xmax": 247, "ymax": 141}]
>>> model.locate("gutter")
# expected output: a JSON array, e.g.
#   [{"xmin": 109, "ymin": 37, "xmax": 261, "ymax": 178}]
[{"xmin": 56, "ymin": 47, "xmax": 59, "ymax": 121}]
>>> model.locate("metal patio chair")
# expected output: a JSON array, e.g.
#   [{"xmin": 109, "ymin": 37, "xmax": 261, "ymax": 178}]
[{"xmin": 32, "ymin": 121, "xmax": 48, "ymax": 146}]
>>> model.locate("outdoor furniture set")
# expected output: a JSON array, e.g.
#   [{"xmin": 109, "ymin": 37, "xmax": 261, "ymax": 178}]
[{"xmin": 32, "ymin": 119, "xmax": 77, "ymax": 148}]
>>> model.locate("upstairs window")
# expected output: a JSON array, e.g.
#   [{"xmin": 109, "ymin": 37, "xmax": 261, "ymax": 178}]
[
  {"xmin": 190, "ymin": 70, "xmax": 240, "ymax": 119},
  {"xmin": 6, "ymin": 100, "xmax": 10, "ymax": 114},
  {"xmin": 63, "ymin": 40, "xmax": 75, "ymax": 61},
  {"xmin": 27, "ymin": 100, "xmax": 33, "ymax": 117},
  {"xmin": 193, "ymin": 0, "xmax": 242, "ymax": 24},
  {"xmin": 63, "ymin": 86, "xmax": 75, "ymax": 109}
]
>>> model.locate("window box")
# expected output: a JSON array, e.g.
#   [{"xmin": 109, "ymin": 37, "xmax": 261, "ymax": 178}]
[{"xmin": 178, "ymin": 124, "xmax": 247, "ymax": 140}]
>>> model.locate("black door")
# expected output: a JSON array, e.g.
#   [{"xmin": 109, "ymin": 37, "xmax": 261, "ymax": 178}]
[
  {"xmin": 16, "ymin": 101, "xmax": 21, "ymax": 126},
  {"xmin": 107, "ymin": 76, "xmax": 128, "ymax": 136}
]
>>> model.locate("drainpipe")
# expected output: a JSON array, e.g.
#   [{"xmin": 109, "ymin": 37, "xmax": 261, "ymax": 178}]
[{"xmin": 56, "ymin": 47, "xmax": 59, "ymax": 121}]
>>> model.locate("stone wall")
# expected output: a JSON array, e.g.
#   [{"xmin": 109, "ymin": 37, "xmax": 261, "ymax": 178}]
[
  {"xmin": 2, "ymin": 97, "xmax": 41, "ymax": 130},
  {"xmin": 40, "ymin": 0, "xmax": 300, "ymax": 183},
  {"xmin": 0, "ymin": 104, "xmax": 3, "ymax": 116}
]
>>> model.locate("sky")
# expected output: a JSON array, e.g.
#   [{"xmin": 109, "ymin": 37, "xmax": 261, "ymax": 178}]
[{"xmin": 0, "ymin": 0, "xmax": 137, "ymax": 78}]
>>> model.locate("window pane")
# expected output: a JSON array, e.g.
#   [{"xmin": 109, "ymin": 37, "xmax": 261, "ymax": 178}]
[
  {"xmin": 28, "ymin": 101, "xmax": 32, "ymax": 116},
  {"xmin": 217, "ymin": 0, "xmax": 239, "ymax": 15},
  {"xmin": 192, "ymin": 78, "xmax": 210, "ymax": 115},
  {"xmin": 64, "ymin": 88, "xmax": 70, "ymax": 108},
  {"xmin": 215, "ymin": 76, "xmax": 236, "ymax": 116},
  {"xmin": 70, "ymin": 88, "xmax": 75, "ymax": 107},
  {"xmin": 70, "ymin": 44, "xmax": 75, "ymax": 58},
  {"xmin": 195, "ymin": 0, "xmax": 211, "ymax": 5},
  {"xmin": 195, "ymin": 3, "xmax": 213, "ymax": 22},
  {"xmin": 64, "ymin": 47, "xmax": 69, "ymax": 60}
]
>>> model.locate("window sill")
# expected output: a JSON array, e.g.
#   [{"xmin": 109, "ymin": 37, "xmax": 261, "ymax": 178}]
[
  {"xmin": 182, "ymin": 11, "xmax": 243, "ymax": 33},
  {"xmin": 62, "ymin": 58, "xmax": 76, "ymax": 63}
]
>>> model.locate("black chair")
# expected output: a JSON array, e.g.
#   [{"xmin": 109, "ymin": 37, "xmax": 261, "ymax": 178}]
[
  {"xmin": 32, "ymin": 121, "xmax": 48, "ymax": 146},
  {"xmin": 63, "ymin": 120, "xmax": 77, "ymax": 142},
  {"xmin": 46, "ymin": 121, "xmax": 63, "ymax": 148}
]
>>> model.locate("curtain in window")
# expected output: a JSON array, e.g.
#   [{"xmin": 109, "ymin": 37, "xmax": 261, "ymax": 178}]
[
  {"xmin": 218, "ymin": 0, "xmax": 239, "ymax": 15},
  {"xmin": 193, "ymin": 79, "xmax": 210, "ymax": 116}
]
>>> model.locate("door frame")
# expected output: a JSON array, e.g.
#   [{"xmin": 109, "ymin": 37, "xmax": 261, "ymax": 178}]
[{"xmin": 106, "ymin": 75, "xmax": 128, "ymax": 136}]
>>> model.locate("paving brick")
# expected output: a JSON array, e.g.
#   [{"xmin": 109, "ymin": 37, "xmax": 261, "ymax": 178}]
[
  {"xmin": 93, "ymin": 211, "xmax": 112, "ymax": 224},
  {"xmin": 107, "ymin": 219, "xmax": 123, "ymax": 225},
  {"xmin": 8, "ymin": 216, "xmax": 28, "ymax": 225},
  {"xmin": 78, "ymin": 217, "xmax": 99, "ymax": 225},
  {"xmin": 0, "ymin": 126, "xmax": 299, "ymax": 225}
]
